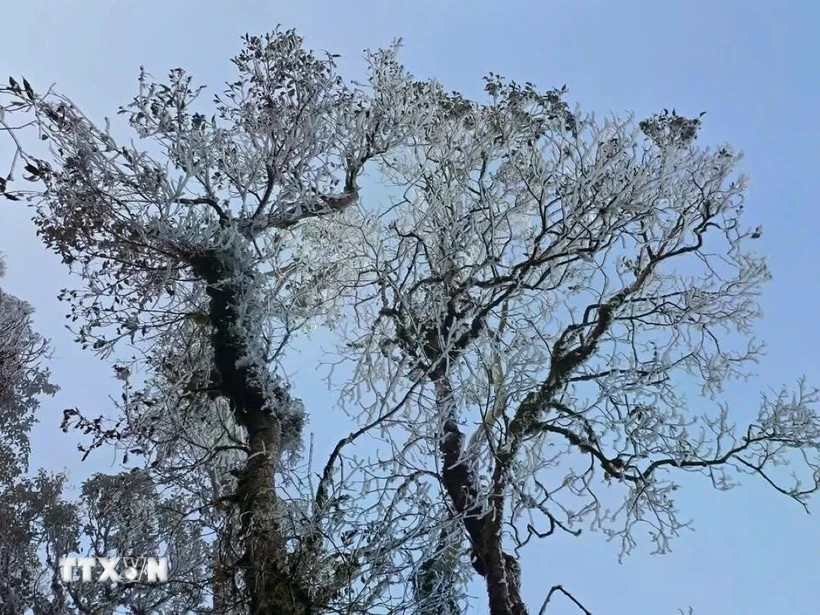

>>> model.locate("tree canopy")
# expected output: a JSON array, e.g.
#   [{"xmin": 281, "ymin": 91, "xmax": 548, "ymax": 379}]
[{"xmin": 1, "ymin": 28, "xmax": 818, "ymax": 615}]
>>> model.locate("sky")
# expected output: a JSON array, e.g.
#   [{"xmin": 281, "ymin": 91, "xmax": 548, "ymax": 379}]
[{"xmin": 1, "ymin": 1, "xmax": 819, "ymax": 613}]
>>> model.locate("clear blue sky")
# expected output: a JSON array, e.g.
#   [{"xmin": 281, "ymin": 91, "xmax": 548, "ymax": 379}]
[{"xmin": 1, "ymin": 2, "xmax": 818, "ymax": 613}]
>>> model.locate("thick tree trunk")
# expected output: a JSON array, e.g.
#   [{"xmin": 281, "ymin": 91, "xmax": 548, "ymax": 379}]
[
  {"xmin": 191, "ymin": 248, "xmax": 310, "ymax": 614},
  {"xmin": 436, "ymin": 379, "xmax": 527, "ymax": 615}
]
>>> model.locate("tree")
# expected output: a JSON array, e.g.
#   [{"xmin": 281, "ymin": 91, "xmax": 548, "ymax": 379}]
[
  {"xmin": 0, "ymin": 251, "xmax": 68, "ymax": 613},
  {"xmin": 0, "ymin": 257, "xmax": 207, "ymax": 614},
  {"xmin": 2, "ymin": 29, "xmax": 819, "ymax": 614}
]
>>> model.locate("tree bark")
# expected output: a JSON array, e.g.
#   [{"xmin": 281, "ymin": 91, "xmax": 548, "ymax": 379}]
[
  {"xmin": 437, "ymin": 378, "xmax": 526, "ymax": 615},
  {"xmin": 191, "ymin": 248, "xmax": 311, "ymax": 614}
]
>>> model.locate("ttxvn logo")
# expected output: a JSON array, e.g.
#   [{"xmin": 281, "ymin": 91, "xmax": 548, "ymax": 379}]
[{"xmin": 58, "ymin": 556, "xmax": 169, "ymax": 584}]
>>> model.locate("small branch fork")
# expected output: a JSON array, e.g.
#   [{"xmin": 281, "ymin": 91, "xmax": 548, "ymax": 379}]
[{"xmin": 538, "ymin": 585, "xmax": 593, "ymax": 615}]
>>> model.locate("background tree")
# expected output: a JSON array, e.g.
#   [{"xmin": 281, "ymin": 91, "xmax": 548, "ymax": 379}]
[
  {"xmin": 0, "ymin": 251, "xmax": 68, "ymax": 613},
  {"xmin": 2, "ymin": 29, "xmax": 819, "ymax": 615},
  {"xmin": 0, "ymin": 256, "xmax": 207, "ymax": 614}
]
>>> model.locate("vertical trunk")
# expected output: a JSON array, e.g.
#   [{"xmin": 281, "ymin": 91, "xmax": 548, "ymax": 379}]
[
  {"xmin": 191, "ymin": 248, "xmax": 310, "ymax": 614},
  {"xmin": 437, "ymin": 375, "xmax": 526, "ymax": 615},
  {"xmin": 236, "ymin": 414, "xmax": 303, "ymax": 614}
]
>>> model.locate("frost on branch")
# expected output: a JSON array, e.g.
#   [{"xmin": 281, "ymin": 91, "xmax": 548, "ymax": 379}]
[
  {"xmin": 0, "ymin": 256, "xmax": 72, "ymax": 612},
  {"xmin": 0, "ymin": 28, "xmax": 450, "ymax": 613},
  {"xmin": 54, "ymin": 470, "xmax": 208, "ymax": 613},
  {"xmin": 0, "ymin": 253, "xmax": 57, "ymax": 483},
  {"xmin": 336, "ymin": 73, "xmax": 819, "ymax": 613},
  {"xmin": 2, "ymin": 28, "xmax": 818, "ymax": 615}
]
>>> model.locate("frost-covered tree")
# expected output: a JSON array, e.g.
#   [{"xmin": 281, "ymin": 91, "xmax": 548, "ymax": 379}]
[
  {"xmin": 0, "ymin": 257, "xmax": 207, "ymax": 614},
  {"xmin": 2, "ymin": 28, "xmax": 820, "ymax": 615},
  {"xmin": 0, "ymin": 252, "xmax": 67, "ymax": 613},
  {"xmin": 0, "ymin": 253, "xmax": 56, "ymax": 484},
  {"xmin": 3, "ymin": 29, "xmax": 442, "ymax": 614},
  {"xmin": 331, "ymin": 84, "xmax": 820, "ymax": 613}
]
